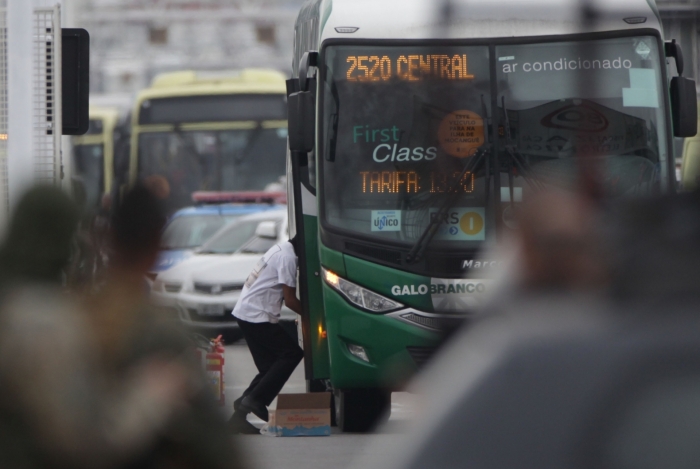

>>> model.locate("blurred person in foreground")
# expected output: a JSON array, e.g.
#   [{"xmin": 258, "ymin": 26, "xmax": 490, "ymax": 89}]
[
  {"xmin": 354, "ymin": 189, "xmax": 700, "ymax": 469},
  {"xmin": 493, "ymin": 189, "xmax": 608, "ymax": 297},
  {"xmin": 0, "ymin": 186, "xmax": 193, "ymax": 468},
  {"xmin": 84, "ymin": 183, "xmax": 242, "ymax": 467},
  {"xmin": 227, "ymin": 236, "xmax": 304, "ymax": 435}
]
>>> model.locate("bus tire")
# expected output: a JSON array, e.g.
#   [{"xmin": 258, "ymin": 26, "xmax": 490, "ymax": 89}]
[{"xmin": 334, "ymin": 388, "xmax": 391, "ymax": 432}]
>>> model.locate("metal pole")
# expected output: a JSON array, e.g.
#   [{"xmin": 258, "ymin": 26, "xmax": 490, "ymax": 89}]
[{"xmin": 7, "ymin": 0, "xmax": 35, "ymax": 211}]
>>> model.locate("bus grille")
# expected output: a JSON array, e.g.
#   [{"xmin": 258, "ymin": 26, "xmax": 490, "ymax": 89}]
[
  {"xmin": 401, "ymin": 313, "xmax": 442, "ymax": 330},
  {"xmin": 406, "ymin": 346, "xmax": 437, "ymax": 367},
  {"xmin": 400, "ymin": 313, "xmax": 465, "ymax": 332},
  {"xmin": 194, "ymin": 283, "xmax": 244, "ymax": 295}
]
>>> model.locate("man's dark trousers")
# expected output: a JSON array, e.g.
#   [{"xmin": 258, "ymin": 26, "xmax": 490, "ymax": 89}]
[{"xmin": 236, "ymin": 318, "xmax": 304, "ymax": 406}]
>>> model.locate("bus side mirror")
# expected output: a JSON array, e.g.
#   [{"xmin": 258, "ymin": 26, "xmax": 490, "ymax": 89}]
[
  {"xmin": 670, "ymin": 76, "xmax": 698, "ymax": 137},
  {"xmin": 299, "ymin": 51, "xmax": 318, "ymax": 93},
  {"xmin": 665, "ymin": 40, "xmax": 685, "ymax": 76},
  {"xmin": 288, "ymin": 91, "xmax": 315, "ymax": 153}
]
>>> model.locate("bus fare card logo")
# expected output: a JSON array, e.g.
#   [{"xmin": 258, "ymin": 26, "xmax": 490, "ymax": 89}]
[
  {"xmin": 371, "ymin": 210, "xmax": 402, "ymax": 232},
  {"xmin": 430, "ymin": 208, "xmax": 485, "ymax": 241}
]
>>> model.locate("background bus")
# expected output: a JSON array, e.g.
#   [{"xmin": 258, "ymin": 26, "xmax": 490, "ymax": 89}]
[
  {"xmin": 130, "ymin": 69, "xmax": 289, "ymax": 213},
  {"xmin": 287, "ymin": 0, "xmax": 696, "ymax": 432},
  {"xmin": 72, "ymin": 105, "xmax": 131, "ymax": 212}
]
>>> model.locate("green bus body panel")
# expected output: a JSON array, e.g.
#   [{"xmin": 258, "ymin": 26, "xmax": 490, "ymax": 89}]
[
  {"xmin": 343, "ymin": 255, "xmax": 433, "ymax": 312},
  {"xmin": 319, "ymin": 244, "xmax": 346, "ymax": 276},
  {"xmin": 322, "ymin": 283, "xmax": 439, "ymax": 389},
  {"xmin": 303, "ymin": 215, "xmax": 331, "ymax": 380}
]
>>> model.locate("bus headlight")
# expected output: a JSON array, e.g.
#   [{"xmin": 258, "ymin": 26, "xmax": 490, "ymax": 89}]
[{"xmin": 323, "ymin": 268, "xmax": 403, "ymax": 313}]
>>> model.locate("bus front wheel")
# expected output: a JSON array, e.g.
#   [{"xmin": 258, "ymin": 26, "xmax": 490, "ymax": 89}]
[{"xmin": 334, "ymin": 388, "xmax": 391, "ymax": 432}]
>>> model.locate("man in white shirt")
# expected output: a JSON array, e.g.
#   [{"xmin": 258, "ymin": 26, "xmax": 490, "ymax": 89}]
[{"xmin": 228, "ymin": 236, "xmax": 303, "ymax": 434}]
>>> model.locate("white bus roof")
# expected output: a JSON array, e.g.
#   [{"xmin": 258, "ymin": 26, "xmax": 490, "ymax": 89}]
[{"xmin": 298, "ymin": 0, "xmax": 661, "ymax": 53}]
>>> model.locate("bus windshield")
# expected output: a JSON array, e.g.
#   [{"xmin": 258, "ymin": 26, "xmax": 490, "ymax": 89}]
[
  {"xmin": 322, "ymin": 44, "xmax": 493, "ymax": 248},
  {"xmin": 495, "ymin": 36, "xmax": 667, "ymax": 204},
  {"xmin": 138, "ymin": 126, "xmax": 288, "ymax": 211},
  {"xmin": 321, "ymin": 36, "xmax": 667, "ymax": 249}
]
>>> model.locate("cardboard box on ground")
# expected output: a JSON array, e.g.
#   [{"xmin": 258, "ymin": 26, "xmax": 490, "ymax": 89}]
[{"xmin": 263, "ymin": 393, "xmax": 331, "ymax": 437}]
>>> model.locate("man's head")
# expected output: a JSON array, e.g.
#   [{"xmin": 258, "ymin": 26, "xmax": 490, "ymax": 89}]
[
  {"xmin": 289, "ymin": 235, "xmax": 299, "ymax": 256},
  {"xmin": 111, "ymin": 184, "xmax": 166, "ymax": 273}
]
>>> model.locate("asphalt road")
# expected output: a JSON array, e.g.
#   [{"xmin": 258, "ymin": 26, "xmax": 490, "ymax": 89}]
[{"xmin": 223, "ymin": 342, "xmax": 416, "ymax": 469}]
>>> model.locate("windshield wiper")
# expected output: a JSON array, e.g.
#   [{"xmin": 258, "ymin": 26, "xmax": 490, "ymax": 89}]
[
  {"xmin": 231, "ymin": 122, "xmax": 265, "ymax": 166},
  {"xmin": 405, "ymin": 148, "xmax": 488, "ymax": 264},
  {"xmin": 326, "ymin": 64, "xmax": 340, "ymax": 162},
  {"xmin": 173, "ymin": 124, "xmax": 206, "ymax": 161},
  {"xmin": 500, "ymin": 97, "xmax": 546, "ymax": 192}
]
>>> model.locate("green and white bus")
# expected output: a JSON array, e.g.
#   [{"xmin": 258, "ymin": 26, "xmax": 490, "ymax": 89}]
[{"xmin": 287, "ymin": 0, "xmax": 697, "ymax": 431}]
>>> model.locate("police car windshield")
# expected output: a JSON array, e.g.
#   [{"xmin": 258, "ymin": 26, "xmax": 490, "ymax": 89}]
[
  {"xmin": 198, "ymin": 219, "xmax": 272, "ymax": 254},
  {"xmin": 321, "ymin": 44, "xmax": 493, "ymax": 247},
  {"xmin": 161, "ymin": 214, "xmax": 240, "ymax": 250}
]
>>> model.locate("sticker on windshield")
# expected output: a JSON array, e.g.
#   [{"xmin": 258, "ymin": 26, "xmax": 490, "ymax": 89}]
[
  {"xmin": 438, "ymin": 111, "xmax": 485, "ymax": 158},
  {"xmin": 371, "ymin": 210, "xmax": 402, "ymax": 232},
  {"xmin": 622, "ymin": 68, "xmax": 659, "ymax": 108},
  {"xmin": 500, "ymin": 187, "xmax": 523, "ymax": 202},
  {"xmin": 429, "ymin": 208, "xmax": 486, "ymax": 241}
]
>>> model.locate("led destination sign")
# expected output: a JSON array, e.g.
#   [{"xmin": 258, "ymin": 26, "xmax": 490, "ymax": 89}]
[
  {"xmin": 345, "ymin": 54, "xmax": 475, "ymax": 82},
  {"xmin": 360, "ymin": 171, "xmax": 476, "ymax": 194}
]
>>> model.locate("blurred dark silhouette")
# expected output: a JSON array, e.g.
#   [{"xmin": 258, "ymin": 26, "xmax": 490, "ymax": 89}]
[
  {"xmin": 0, "ymin": 185, "xmax": 79, "ymax": 284},
  {"xmin": 355, "ymin": 186, "xmax": 700, "ymax": 468},
  {"xmin": 86, "ymin": 183, "xmax": 242, "ymax": 469},
  {"xmin": 111, "ymin": 183, "xmax": 166, "ymax": 274},
  {"xmin": 514, "ymin": 190, "xmax": 608, "ymax": 293},
  {"xmin": 606, "ymin": 190, "xmax": 700, "ymax": 305},
  {"xmin": 0, "ymin": 185, "xmax": 242, "ymax": 469},
  {"xmin": 0, "ymin": 186, "xmax": 187, "ymax": 468}
]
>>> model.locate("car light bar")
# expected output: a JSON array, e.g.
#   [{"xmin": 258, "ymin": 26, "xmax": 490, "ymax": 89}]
[
  {"xmin": 322, "ymin": 268, "xmax": 403, "ymax": 313},
  {"xmin": 191, "ymin": 191, "xmax": 287, "ymax": 205}
]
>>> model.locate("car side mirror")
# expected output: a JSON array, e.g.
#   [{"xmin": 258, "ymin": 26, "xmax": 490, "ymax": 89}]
[
  {"xmin": 288, "ymin": 91, "xmax": 315, "ymax": 153},
  {"xmin": 670, "ymin": 76, "xmax": 698, "ymax": 137},
  {"xmin": 255, "ymin": 221, "xmax": 278, "ymax": 240}
]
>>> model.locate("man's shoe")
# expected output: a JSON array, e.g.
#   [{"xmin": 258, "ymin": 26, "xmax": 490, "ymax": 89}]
[
  {"xmin": 240, "ymin": 396, "xmax": 269, "ymax": 422},
  {"xmin": 227, "ymin": 414, "xmax": 260, "ymax": 435},
  {"xmin": 233, "ymin": 395, "xmax": 244, "ymax": 412}
]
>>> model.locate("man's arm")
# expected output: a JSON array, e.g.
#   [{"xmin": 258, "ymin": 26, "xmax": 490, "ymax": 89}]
[{"xmin": 282, "ymin": 285, "xmax": 303, "ymax": 315}]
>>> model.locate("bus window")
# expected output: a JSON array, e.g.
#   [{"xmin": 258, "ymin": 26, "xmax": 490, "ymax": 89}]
[{"xmin": 74, "ymin": 144, "xmax": 105, "ymax": 210}]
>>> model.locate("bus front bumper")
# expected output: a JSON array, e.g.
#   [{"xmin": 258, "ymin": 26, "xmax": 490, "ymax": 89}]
[{"xmin": 323, "ymin": 285, "xmax": 452, "ymax": 390}]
